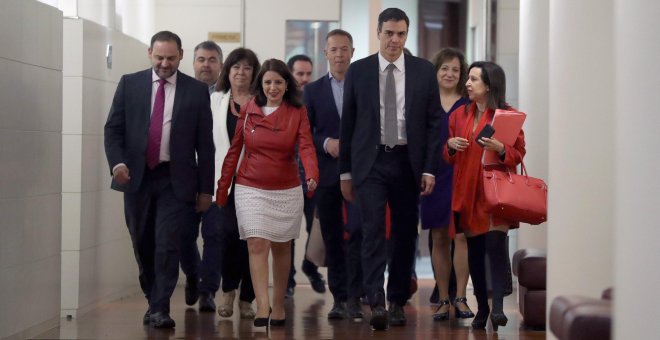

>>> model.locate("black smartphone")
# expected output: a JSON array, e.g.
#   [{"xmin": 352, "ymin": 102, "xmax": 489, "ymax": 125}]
[{"xmin": 475, "ymin": 124, "xmax": 495, "ymax": 146}]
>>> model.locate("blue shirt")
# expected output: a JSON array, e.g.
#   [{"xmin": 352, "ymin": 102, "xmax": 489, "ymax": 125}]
[{"xmin": 329, "ymin": 73, "xmax": 344, "ymax": 118}]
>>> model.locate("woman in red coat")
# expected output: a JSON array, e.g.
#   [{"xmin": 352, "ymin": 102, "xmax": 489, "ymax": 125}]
[
  {"xmin": 443, "ymin": 61, "xmax": 525, "ymax": 331},
  {"xmin": 216, "ymin": 59, "xmax": 319, "ymax": 327}
]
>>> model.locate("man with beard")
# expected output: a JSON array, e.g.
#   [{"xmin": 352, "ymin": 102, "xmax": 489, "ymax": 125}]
[{"xmin": 104, "ymin": 31, "xmax": 215, "ymax": 328}]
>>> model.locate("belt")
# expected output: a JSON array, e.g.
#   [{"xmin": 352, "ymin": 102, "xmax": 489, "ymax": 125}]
[
  {"xmin": 377, "ymin": 144, "xmax": 407, "ymax": 152},
  {"xmin": 146, "ymin": 161, "xmax": 171, "ymax": 172}
]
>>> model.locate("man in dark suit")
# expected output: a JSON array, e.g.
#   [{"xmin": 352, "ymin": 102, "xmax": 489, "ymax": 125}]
[
  {"xmin": 304, "ymin": 29, "xmax": 365, "ymax": 320},
  {"xmin": 339, "ymin": 8, "xmax": 442, "ymax": 330},
  {"xmin": 286, "ymin": 55, "xmax": 327, "ymax": 297},
  {"xmin": 178, "ymin": 40, "xmax": 224, "ymax": 312},
  {"xmin": 104, "ymin": 31, "xmax": 215, "ymax": 328}
]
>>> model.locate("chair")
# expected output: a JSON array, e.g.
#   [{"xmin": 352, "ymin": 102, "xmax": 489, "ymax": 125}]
[
  {"xmin": 512, "ymin": 248, "xmax": 547, "ymax": 329},
  {"xmin": 549, "ymin": 289, "xmax": 612, "ymax": 340}
]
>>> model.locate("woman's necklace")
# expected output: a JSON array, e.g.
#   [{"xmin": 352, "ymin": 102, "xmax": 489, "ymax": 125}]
[{"xmin": 230, "ymin": 92, "xmax": 252, "ymax": 117}]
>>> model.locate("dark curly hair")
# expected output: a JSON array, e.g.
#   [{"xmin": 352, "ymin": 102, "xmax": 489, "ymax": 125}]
[
  {"xmin": 253, "ymin": 59, "xmax": 303, "ymax": 108},
  {"xmin": 431, "ymin": 48, "xmax": 468, "ymax": 97},
  {"xmin": 216, "ymin": 48, "xmax": 260, "ymax": 92}
]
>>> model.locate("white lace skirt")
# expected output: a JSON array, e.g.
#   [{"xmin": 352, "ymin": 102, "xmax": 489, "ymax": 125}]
[{"xmin": 234, "ymin": 184, "xmax": 304, "ymax": 242}]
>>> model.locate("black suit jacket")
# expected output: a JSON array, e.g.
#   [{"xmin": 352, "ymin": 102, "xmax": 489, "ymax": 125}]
[
  {"xmin": 339, "ymin": 53, "xmax": 442, "ymax": 186},
  {"xmin": 304, "ymin": 74, "xmax": 342, "ymax": 188},
  {"xmin": 104, "ymin": 69, "xmax": 215, "ymax": 203}
]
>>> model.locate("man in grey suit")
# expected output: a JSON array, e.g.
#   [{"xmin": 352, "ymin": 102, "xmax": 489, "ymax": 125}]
[
  {"xmin": 104, "ymin": 31, "xmax": 215, "ymax": 328},
  {"xmin": 339, "ymin": 8, "xmax": 442, "ymax": 330}
]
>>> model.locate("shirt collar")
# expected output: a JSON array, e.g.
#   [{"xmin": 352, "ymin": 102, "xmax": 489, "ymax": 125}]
[
  {"xmin": 151, "ymin": 69, "xmax": 177, "ymax": 84},
  {"xmin": 378, "ymin": 52, "xmax": 405, "ymax": 73},
  {"xmin": 328, "ymin": 72, "xmax": 344, "ymax": 82}
]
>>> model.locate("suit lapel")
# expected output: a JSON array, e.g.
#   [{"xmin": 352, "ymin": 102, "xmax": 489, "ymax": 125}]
[
  {"xmin": 369, "ymin": 54, "xmax": 381, "ymax": 121},
  {"xmin": 171, "ymin": 71, "xmax": 185, "ymax": 128},
  {"xmin": 404, "ymin": 55, "xmax": 413, "ymax": 121},
  {"xmin": 320, "ymin": 75, "xmax": 340, "ymax": 120},
  {"xmin": 142, "ymin": 69, "xmax": 153, "ymax": 123}
]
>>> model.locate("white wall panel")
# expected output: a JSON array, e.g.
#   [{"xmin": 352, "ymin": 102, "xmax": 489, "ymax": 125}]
[
  {"xmin": 613, "ymin": 0, "xmax": 660, "ymax": 338},
  {"xmin": 2, "ymin": 7, "xmax": 79, "ymax": 331},
  {"xmin": 0, "ymin": 0, "xmax": 62, "ymax": 70},
  {"xmin": 0, "ymin": 61, "xmax": 62, "ymax": 132},
  {"xmin": 518, "ymin": 0, "xmax": 549, "ymax": 250},
  {"xmin": 155, "ymin": 0, "xmax": 243, "ymax": 76},
  {"xmin": 547, "ymin": 0, "xmax": 615, "ymax": 308},
  {"xmin": 0, "ymin": 27, "xmax": 64, "ymax": 335},
  {"xmin": 61, "ymin": 17, "xmax": 149, "ymax": 319}
]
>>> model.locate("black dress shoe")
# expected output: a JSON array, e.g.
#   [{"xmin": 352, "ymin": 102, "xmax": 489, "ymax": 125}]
[
  {"xmin": 327, "ymin": 301, "xmax": 348, "ymax": 319},
  {"xmin": 143, "ymin": 309, "xmax": 151, "ymax": 325},
  {"xmin": 285, "ymin": 285, "xmax": 295, "ymax": 298},
  {"xmin": 471, "ymin": 308, "xmax": 490, "ymax": 329},
  {"xmin": 388, "ymin": 303, "xmax": 406, "ymax": 326},
  {"xmin": 490, "ymin": 312, "xmax": 508, "ymax": 331},
  {"xmin": 198, "ymin": 292, "xmax": 216, "ymax": 312},
  {"xmin": 185, "ymin": 276, "xmax": 199, "ymax": 306},
  {"xmin": 360, "ymin": 295, "xmax": 370, "ymax": 305},
  {"xmin": 150, "ymin": 312, "xmax": 176, "ymax": 328},
  {"xmin": 369, "ymin": 305, "xmax": 389, "ymax": 330},
  {"xmin": 305, "ymin": 272, "xmax": 326, "ymax": 293},
  {"xmin": 346, "ymin": 298, "xmax": 364, "ymax": 320}
]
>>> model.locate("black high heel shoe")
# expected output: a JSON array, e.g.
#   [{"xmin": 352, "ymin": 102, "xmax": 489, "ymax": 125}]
[
  {"xmin": 269, "ymin": 317, "xmax": 286, "ymax": 326},
  {"xmin": 270, "ymin": 307, "xmax": 286, "ymax": 326},
  {"xmin": 253, "ymin": 307, "xmax": 271, "ymax": 327},
  {"xmin": 490, "ymin": 312, "xmax": 508, "ymax": 331},
  {"xmin": 471, "ymin": 308, "xmax": 490, "ymax": 329},
  {"xmin": 453, "ymin": 297, "xmax": 475, "ymax": 319},
  {"xmin": 432, "ymin": 299, "xmax": 450, "ymax": 321}
]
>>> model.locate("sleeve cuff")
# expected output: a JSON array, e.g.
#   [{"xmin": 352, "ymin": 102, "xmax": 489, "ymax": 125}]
[
  {"xmin": 323, "ymin": 137, "xmax": 330, "ymax": 153},
  {"xmin": 112, "ymin": 163, "xmax": 127, "ymax": 175},
  {"xmin": 340, "ymin": 173, "xmax": 352, "ymax": 180},
  {"xmin": 422, "ymin": 172, "xmax": 435, "ymax": 178}
]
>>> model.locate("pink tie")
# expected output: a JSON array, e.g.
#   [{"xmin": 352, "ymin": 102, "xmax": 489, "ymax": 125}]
[{"xmin": 147, "ymin": 78, "xmax": 167, "ymax": 169}]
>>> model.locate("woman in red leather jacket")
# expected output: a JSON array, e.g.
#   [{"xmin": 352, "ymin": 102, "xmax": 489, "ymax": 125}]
[
  {"xmin": 443, "ymin": 61, "xmax": 525, "ymax": 331},
  {"xmin": 216, "ymin": 59, "xmax": 319, "ymax": 327}
]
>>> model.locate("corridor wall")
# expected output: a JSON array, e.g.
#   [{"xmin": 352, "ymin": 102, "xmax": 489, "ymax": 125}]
[
  {"xmin": 0, "ymin": 1, "xmax": 63, "ymax": 338},
  {"xmin": 60, "ymin": 18, "xmax": 149, "ymax": 321}
]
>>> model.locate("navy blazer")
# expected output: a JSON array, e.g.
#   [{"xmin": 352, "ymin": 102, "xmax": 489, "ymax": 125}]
[
  {"xmin": 104, "ymin": 69, "xmax": 215, "ymax": 203},
  {"xmin": 339, "ymin": 53, "xmax": 443, "ymax": 187},
  {"xmin": 304, "ymin": 74, "xmax": 341, "ymax": 187}
]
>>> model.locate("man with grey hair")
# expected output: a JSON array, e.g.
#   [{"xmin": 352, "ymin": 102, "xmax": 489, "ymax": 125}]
[
  {"xmin": 192, "ymin": 40, "xmax": 223, "ymax": 94},
  {"xmin": 179, "ymin": 40, "xmax": 224, "ymax": 312}
]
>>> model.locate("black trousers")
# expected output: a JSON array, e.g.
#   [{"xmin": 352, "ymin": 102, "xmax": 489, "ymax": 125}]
[
  {"xmin": 356, "ymin": 147, "xmax": 419, "ymax": 307},
  {"xmin": 124, "ymin": 164, "xmax": 196, "ymax": 313},
  {"xmin": 315, "ymin": 184, "xmax": 349, "ymax": 302},
  {"xmin": 219, "ymin": 192, "xmax": 254, "ymax": 302},
  {"xmin": 344, "ymin": 200, "xmax": 364, "ymax": 299},
  {"xmin": 179, "ymin": 203, "xmax": 224, "ymax": 295},
  {"xmin": 288, "ymin": 195, "xmax": 317, "ymax": 287}
]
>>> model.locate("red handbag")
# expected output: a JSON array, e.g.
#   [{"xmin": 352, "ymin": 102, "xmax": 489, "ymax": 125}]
[{"xmin": 482, "ymin": 162, "xmax": 547, "ymax": 225}]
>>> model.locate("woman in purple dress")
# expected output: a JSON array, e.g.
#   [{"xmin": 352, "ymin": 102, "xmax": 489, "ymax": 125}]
[{"xmin": 421, "ymin": 48, "xmax": 474, "ymax": 321}]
